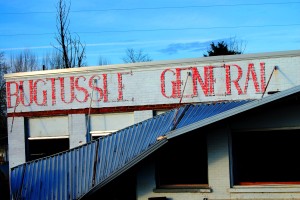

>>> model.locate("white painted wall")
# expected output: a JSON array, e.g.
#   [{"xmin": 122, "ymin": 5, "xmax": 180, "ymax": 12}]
[
  {"xmin": 5, "ymin": 51, "xmax": 300, "ymax": 114},
  {"xmin": 134, "ymin": 110, "xmax": 153, "ymax": 124},
  {"xmin": 206, "ymin": 128, "xmax": 231, "ymax": 200},
  {"xmin": 90, "ymin": 112, "xmax": 134, "ymax": 133},
  {"xmin": 7, "ymin": 117, "xmax": 26, "ymax": 169},
  {"xmin": 28, "ymin": 116, "xmax": 68, "ymax": 138},
  {"xmin": 69, "ymin": 114, "xmax": 87, "ymax": 148}
]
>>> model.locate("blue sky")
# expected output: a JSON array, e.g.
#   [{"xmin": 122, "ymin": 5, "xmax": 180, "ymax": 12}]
[{"xmin": 0, "ymin": 0, "xmax": 299, "ymax": 66}]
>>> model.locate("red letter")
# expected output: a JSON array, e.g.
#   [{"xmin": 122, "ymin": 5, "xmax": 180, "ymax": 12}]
[
  {"xmin": 117, "ymin": 72, "xmax": 131, "ymax": 101},
  {"xmin": 19, "ymin": 80, "xmax": 34, "ymax": 107},
  {"xmin": 244, "ymin": 63, "xmax": 260, "ymax": 94},
  {"xmin": 225, "ymin": 64, "xmax": 243, "ymax": 95},
  {"xmin": 192, "ymin": 66, "xmax": 214, "ymax": 96},
  {"xmin": 117, "ymin": 73, "xmax": 123, "ymax": 101},
  {"xmin": 6, "ymin": 81, "xmax": 19, "ymax": 108},
  {"xmin": 102, "ymin": 74, "xmax": 108, "ymax": 102},
  {"xmin": 160, "ymin": 68, "xmax": 176, "ymax": 98},
  {"xmin": 60, "ymin": 77, "xmax": 75, "ymax": 104},
  {"xmin": 75, "ymin": 76, "xmax": 89, "ymax": 103},
  {"xmin": 174, "ymin": 68, "xmax": 183, "ymax": 98},
  {"xmin": 47, "ymin": 78, "xmax": 57, "ymax": 106},
  {"xmin": 208, "ymin": 66, "xmax": 215, "ymax": 95},
  {"xmin": 225, "ymin": 65, "xmax": 231, "ymax": 95},
  {"xmin": 89, "ymin": 75, "xmax": 103, "ymax": 102},
  {"xmin": 34, "ymin": 79, "xmax": 47, "ymax": 106},
  {"xmin": 260, "ymin": 62, "xmax": 266, "ymax": 93}
]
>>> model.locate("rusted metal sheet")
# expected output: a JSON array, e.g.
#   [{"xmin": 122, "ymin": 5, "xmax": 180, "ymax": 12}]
[{"xmin": 10, "ymin": 100, "xmax": 250, "ymax": 199}]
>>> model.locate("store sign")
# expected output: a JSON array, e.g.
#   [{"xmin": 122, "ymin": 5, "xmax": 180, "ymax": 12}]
[
  {"xmin": 161, "ymin": 63, "xmax": 266, "ymax": 98},
  {"xmin": 6, "ymin": 72, "xmax": 131, "ymax": 107},
  {"xmin": 6, "ymin": 62, "xmax": 268, "ymax": 112}
]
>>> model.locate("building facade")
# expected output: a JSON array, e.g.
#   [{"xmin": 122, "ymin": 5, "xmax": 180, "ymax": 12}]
[
  {"xmin": 5, "ymin": 50, "xmax": 300, "ymax": 199},
  {"xmin": 133, "ymin": 90, "xmax": 300, "ymax": 200}
]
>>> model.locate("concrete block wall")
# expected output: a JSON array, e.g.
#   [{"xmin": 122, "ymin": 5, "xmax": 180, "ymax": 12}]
[
  {"xmin": 206, "ymin": 127, "xmax": 231, "ymax": 200},
  {"xmin": 7, "ymin": 117, "xmax": 26, "ymax": 169},
  {"xmin": 134, "ymin": 110, "xmax": 154, "ymax": 124},
  {"xmin": 69, "ymin": 114, "xmax": 87, "ymax": 148}
]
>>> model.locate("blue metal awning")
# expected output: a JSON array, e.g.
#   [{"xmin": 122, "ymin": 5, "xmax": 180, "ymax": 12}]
[{"xmin": 10, "ymin": 85, "xmax": 300, "ymax": 199}]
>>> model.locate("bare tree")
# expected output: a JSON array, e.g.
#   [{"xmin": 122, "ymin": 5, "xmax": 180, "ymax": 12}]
[
  {"xmin": 98, "ymin": 56, "xmax": 111, "ymax": 66},
  {"xmin": 227, "ymin": 37, "xmax": 246, "ymax": 54},
  {"xmin": 0, "ymin": 52, "xmax": 8, "ymax": 135},
  {"xmin": 122, "ymin": 48, "xmax": 152, "ymax": 63},
  {"xmin": 10, "ymin": 49, "xmax": 39, "ymax": 72},
  {"xmin": 42, "ymin": 51, "xmax": 64, "ymax": 70},
  {"xmin": 55, "ymin": 0, "xmax": 86, "ymax": 68}
]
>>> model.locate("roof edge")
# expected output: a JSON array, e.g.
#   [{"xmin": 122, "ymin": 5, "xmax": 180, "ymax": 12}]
[
  {"xmin": 167, "ymin": 85, "xmax": 300, "ymax": 139},
  {"xmin": 4, "ymin": 50, "xmax": 300, "ymax": 79}
]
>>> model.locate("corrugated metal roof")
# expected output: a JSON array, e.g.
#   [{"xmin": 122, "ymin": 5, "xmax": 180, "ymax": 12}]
[
  {"xmin": 10, "ymin": 108, "xmax": 183, "ymax": 199},
  {"xmin": 10, "ymin": 85, "xmax": 300, "ymax": 199},
  {"xmin": 168, "ymin": 85, "xmax": 300, "ymax": 139},
  {"xmin": 175, "ymin": 101, "xmax": 249, "ymax": 129}
]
